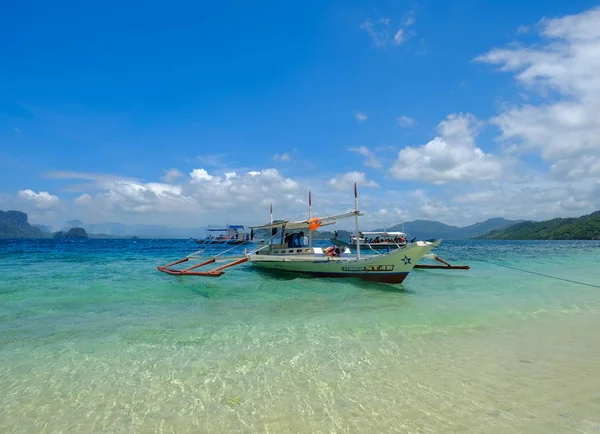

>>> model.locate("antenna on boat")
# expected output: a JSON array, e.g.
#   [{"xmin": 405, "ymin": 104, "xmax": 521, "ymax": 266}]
[
  {"xmin": 308, "ymin": 191, "xmax": 313, "ymax": 249},
  {"xmin": 354, "ymin": 183, "xmax": 360, "ymax": 261},
  {"xmin": 270, "ymin": 202, "xmax": 273, "ymax": 224}
]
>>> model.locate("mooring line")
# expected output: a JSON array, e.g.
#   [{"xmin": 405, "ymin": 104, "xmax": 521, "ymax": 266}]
[{"xmin": 478, "ymin": 259, "xmax": 600, "ymax": 289}]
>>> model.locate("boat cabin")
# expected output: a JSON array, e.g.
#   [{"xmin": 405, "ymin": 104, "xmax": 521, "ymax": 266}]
[{"xmin": 250, "ymin": 213, "xmax": 356, "ymax": 257}]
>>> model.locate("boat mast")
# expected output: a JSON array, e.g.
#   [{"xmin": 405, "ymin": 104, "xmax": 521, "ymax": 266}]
[
  {"xmin": 354, "ymin": 183, "xmax": 360, "ymax": 260},
  {"xmin": 308, "ymin": 191, "xmax": 313, "ymax": 249}
]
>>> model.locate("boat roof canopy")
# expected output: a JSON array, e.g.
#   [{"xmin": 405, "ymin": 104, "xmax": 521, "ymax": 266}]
[
  {"xmin": 359, "ymin": 231, "xmax": 407, "ymax": 236},
  {"xmin": 207, "ymin": 224, "xmax": 245, "ymax": 231},
  {"xmin": 250, "ymin": 211, "xmax": 362, "ymax": 231}
]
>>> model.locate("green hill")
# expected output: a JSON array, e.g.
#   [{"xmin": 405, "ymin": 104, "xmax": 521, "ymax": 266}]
[{"xmin": 477, "ymin": 210, "xmax": 600, "ymax": 240}]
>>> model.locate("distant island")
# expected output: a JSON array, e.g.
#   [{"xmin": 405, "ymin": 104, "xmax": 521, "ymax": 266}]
[
  {"xmin": 53, "ymin": 227, "xmax": 89, "ymax": 239},
  {"xmin": 477, "ymin": 210, "xmax": 600, "ymax": 240},
  {"xmin": 0, "ymin": 210, "xmax": 44, "ymax": 238},
  {"xmin": 1, "ymin": 209, "xmax": 599, "ymax": 240}
]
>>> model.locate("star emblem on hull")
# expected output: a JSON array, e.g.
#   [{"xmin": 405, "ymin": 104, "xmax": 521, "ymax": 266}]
[{"xmin": 402, "ymin": 255, "xmax": 411, "ymax": 265}]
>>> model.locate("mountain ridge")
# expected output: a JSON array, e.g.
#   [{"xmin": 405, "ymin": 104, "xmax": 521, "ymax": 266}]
[
  {"xmin": 372, "ymin": 217, "xmax": 524, "ymax": 240},
  {"xmin": 477, "ymin": 210, "xmax": 600, "ymax": 240}
]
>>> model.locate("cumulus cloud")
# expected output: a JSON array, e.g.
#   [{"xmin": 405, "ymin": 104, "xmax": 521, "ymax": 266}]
[
  {"xmin": 452, "ymin": 181, "xmax": 599, "ymax": 221},
  {"xmin": 189, "ymin": 168, "xmax": 214, "ymax": 182},
  {"xmin": 549, "ymin": 155, "xmax": 600, "ymax": 181},
  {"xmin": 74, "ymin": 168, "xmax": 301, "ymax": 223},
  {"xmin": 355, "ymin": 112, "xmax": 368, "ymax": 122},
  {"xmin": 273, "ymin": 152, "xmax": 291, "ymax": 162},
  {"xmin": 17, "ymin": 190, "xmax": 60, "ymax": 209},
  {"xmin": 397, "ymin": 115, "xmax": 415, "ymax": 128},
  {"xmin": 161, "ymin": 168, "xmax": 184, "ymax": 183},
  {"xmin": 75, "ymin": 194, "xmax": 92, "ymax": 205},
  {"xmin": 328, "ymin": 172, "xmax": 378, "ymax": 191},
  {"xmin": 349, "ymin": 146, "xmax": 382, "ymax": 168},
  {"xmin": 475, "ymin": 6, "xmax": 600, "ymax": 180},
  {"xmin": 390, "ymin": 113, "xmax": 503, "ymax": 184}
]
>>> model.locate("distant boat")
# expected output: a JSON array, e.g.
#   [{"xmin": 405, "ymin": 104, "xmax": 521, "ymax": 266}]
[
  {"xmin": 193, "ymin": 225, "xmax": 250, "ymax": 245},
  {"xmin": 331, "ymin": 231, "xmax": 412, "ymax": 251}
]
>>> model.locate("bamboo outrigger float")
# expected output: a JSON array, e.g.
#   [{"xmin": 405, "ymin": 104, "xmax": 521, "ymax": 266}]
[{"xmin": 157, "ymin": 184, "xmax": 469, "ymax": 282}]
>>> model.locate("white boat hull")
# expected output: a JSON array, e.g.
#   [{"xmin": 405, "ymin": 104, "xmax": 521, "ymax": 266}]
[{"xmin": 248, "ymin": 240, "xmax": 438, "ymax": 283}]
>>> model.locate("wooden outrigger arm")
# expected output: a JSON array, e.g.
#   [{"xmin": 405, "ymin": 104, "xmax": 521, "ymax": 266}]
[{"xmin": 158, "ymin": 256, "xmax": 248, "ymax": 277}]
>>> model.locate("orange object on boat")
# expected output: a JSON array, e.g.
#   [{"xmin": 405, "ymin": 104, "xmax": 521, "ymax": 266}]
[{"xmin": 308, "ymin": 218, "xmax": 322, "ymax": 231}]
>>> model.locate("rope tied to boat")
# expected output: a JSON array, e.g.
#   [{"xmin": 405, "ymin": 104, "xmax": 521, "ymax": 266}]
[{"xmin": 479, "ymin": 259, "xmax": 600, "ymax": 289}]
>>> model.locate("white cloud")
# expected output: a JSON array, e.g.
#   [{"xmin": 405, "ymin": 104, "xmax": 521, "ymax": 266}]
[
  {"xmin": 360, "ymin": 18, "xmax": 391, "ymax": 48},
  {"xmin": 549, "ymin": 156, "xmax": 600, "ymax": 182},
  {"xmin": 161, "ymin": 168, "xmax": 184, "ymax": 183},
  {"xmin": 189, "ymin": 168, "xmax": 214, "ymax": 182},
  {"xmin": 393, "ymin": 29, "xmax": 405, "ymax": 45},
  {"xmin": 273, "ymin": 153, "xmax": 291, "ymax": 162},
  {"xmin": 390, "ymin": 113, "xmax": 503, "ymax": 184},
  {"xmin": 361, "ymin": 11, "xmax": 416, "ymax": 48},
  {"xmin": 67, "ymin": 167, "xmax": 302, "ymax": 225},
  {"xmin": 13, "ymin": 127, "xmax": 20, "ymax": 133},
  {"xmin": 17, "ymin": 190, "xmax": 60, "ymax": 209},
  {"xmin": 75, "ymin": 194, "xmax": 92, "ymax": 206},
  {"xmin": 453, "ymin": 190, "xmax": 496, "ymax": 204},
  {"xmin": 451, "ymin": 181, "xmax": 599, "ymax": 222},
  {"xmin": 397, "ymin": 115, "xmax": 415, "ymax": 128},
  {"xmin": 328, "ymin": 172, "xmax": 378, "ymax": 191},
  {"xmin": 349, "ymin": 146, "xmax": 383, "ymax": 168},
  {"xmin": 475, "ymin": 6, "xmax": 600, "ymax": 180},
  {"xmin": 355, "ymin": 112, "xmax": 368, "ymax": 122},
  {"xmin": 45, "ymin": 171, "xmax": 137, "ymax": 182},
  {"xmin": 196, "ymin": 154, "xmax": 226, "ymax": 167}
]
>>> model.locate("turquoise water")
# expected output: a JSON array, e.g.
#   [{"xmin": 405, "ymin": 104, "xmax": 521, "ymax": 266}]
[{"xmin": 1, "ymin": 239, "xmax": 600, "ymax": 433}]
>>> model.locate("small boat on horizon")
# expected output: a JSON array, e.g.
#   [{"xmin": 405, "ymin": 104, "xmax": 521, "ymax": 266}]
[{"xmin": 192, "ymin": 225, "xmax": 251, "ymax": 245}]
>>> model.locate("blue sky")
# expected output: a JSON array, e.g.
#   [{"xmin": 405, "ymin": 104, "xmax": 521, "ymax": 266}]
[{"xmin": 1, "ymin": 0, "xmax": 600, "ymax": 228}]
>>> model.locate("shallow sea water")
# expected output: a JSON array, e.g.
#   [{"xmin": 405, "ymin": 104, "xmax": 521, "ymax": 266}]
[{"xmin": 1, "ymin": 239, "xmax": 600, "ymax": 433}]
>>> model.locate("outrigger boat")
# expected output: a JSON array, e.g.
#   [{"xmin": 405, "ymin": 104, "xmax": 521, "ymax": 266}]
[
  {"xmin": 158, "ymin": 184, "xmax": 468, "ymax": 283},
  {"xmin": 332, "ymin": 231, "xmax": 411, "ymax": 251},
  {"xmin": 192, "ymin": 225, "xmax": 250, "ymax": 245}
]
